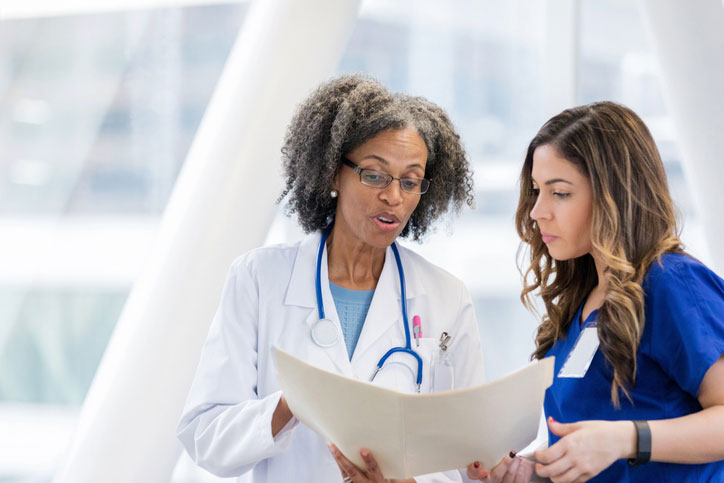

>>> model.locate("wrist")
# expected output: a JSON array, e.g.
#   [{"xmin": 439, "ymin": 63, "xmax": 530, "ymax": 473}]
[
  {"xmin": 627, "ymin": 420, "xmax": 652, "ymax": 466},
  {"xmin": 271, "ymin": 394, "xmax": 293, "ymax": 436},
  {"xmin": 279, "ymin": 395, "xmax": 292, "ymax": 417},
  {"xmin": 617, "ymin": 420, "xmax": 638, "ymax": 460}
]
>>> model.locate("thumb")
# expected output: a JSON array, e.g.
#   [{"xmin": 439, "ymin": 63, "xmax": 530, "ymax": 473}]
[{"xmin": 547, "ymin": 416, "xmax": 576, "ymax": 436}]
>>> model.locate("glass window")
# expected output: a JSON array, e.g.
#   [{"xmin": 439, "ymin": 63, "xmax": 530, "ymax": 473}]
[
  {"xmin": 0, "ymin": 5, "xmax": 247, "ymax": 481},
  {"xmin": 578, "ymin": 0, "xmax": 704, "ymax": 255}
]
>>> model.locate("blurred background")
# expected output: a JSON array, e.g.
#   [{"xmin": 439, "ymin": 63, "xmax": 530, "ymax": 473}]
[{"xmin": 0, "ymin": 0, "xmax": 720, "ymax": 481}]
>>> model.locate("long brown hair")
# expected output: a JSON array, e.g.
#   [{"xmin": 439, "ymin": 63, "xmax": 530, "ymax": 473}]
[{"xmin": 516, "ymin": 101, "xmax": 685, "ymax": 405}]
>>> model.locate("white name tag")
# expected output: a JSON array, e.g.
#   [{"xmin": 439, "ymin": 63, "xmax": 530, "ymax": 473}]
[
  {"xmin": 558, "ymin": 325, "xmax": 599, "ymax": 378},
  {"xmin": 432, "ymin": 360, "xmax": 454, "ymax": 392}
]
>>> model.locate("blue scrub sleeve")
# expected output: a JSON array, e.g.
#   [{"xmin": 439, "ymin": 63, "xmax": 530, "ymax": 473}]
[{"xmin": 644, "ymin": 256, "xmax": 724, "ymax": 398}]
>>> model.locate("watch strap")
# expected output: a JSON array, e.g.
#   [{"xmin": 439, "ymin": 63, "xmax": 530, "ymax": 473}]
[{"xmin": 627, "ymin": 420, "xmax": 652, "ymax": 466}]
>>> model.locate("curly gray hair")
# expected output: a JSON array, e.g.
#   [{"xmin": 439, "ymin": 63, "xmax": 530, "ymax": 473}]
[{"xmin": 279, "ymin": 74, "xmax": 474, "ymax": 241}]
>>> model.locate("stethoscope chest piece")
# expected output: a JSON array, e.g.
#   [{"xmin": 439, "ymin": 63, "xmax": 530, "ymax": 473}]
[{"xmin": 311, "ymin": 318, "xmax": 339, "ymax": 348}]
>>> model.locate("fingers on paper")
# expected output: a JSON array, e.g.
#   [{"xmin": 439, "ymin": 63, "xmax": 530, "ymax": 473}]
[
  {"xmin": 466, "ymin": 461, "xmax": 489, "ymax": 480},
  {"xmin": 360, "ymin": 448, "xmax": 384, "ymax": 478},
  {"xmin": 508, "ymin": 457, "xmax": 536, "ymax": 483},
  {"xmin": 489, "ymin": 452, "xmax": 515, "ymax": 481},
  {"xmin": 329, "ymin": 444, "xmax": 363, "ymax": 480}
]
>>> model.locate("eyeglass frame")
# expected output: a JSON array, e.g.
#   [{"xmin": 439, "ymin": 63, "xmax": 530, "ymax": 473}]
[{"xmin": 341, "ymin": 157, "xmax": 431, "ymax": 195}]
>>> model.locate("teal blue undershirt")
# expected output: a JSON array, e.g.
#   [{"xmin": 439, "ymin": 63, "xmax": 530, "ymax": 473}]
[{"xmin": 329, "ymin": 282, "xmax": 374, "ymax": 359}]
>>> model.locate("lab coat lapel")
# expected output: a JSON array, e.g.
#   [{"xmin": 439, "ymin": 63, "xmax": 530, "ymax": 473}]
[
  {"xmin": 284, "ymin": 233, "xmax": 319, "ymax": 309},
  {"xmin": 284, "ymin": 232, "xmax": 353, "ymax": 377}
]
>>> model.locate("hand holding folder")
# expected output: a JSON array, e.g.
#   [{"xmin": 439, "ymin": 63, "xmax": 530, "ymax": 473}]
[{"xmin": 274, "ymin": 347, "xmax": 554, "ymax": 479}]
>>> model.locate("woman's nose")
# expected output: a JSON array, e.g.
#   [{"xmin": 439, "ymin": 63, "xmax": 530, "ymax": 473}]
[
  {"xmin": 530, "ymin": 194, "xmax": 549, "ymax": 221},
  {"xmin": 380, "ymin": 179, "xmax": 404, "ymax": 205}
]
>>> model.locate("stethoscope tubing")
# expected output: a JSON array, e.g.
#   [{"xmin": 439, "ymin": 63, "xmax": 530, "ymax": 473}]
[
  {"xmin": 315, "ymin": 223, "xmax": 423, "ymax": 390},
  {"xmin": 378, "ymin": 242, "xmax": 423, "ymax": 388},
  {"xmin": 316, "ymin": 225, "xmax": 330, "ymax": 320}
]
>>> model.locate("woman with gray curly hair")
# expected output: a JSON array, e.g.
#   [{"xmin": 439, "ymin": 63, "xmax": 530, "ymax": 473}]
[{"xmin": 178, "ymin": 74, "xmax": 485, "ymax": 483}]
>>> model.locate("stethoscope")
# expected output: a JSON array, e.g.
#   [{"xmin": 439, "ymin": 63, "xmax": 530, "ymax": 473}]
[{"xmin": 311, "ymin": 223, "xmax": 423, "ymax": 392}]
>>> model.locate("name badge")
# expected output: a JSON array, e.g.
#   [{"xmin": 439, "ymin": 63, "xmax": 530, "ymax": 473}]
[
  {"xmin": 558, "ymin": 324, "xmax": 599, "ymax": 378},
  {"xmin": 432, "ymin": 359, "xmax": 454, "ymax": 392}
]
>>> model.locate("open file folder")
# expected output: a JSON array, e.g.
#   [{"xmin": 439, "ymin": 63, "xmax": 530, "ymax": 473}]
[{"xmin": 274, "ymin": 348, "xmax": 554, "ymax": 479}]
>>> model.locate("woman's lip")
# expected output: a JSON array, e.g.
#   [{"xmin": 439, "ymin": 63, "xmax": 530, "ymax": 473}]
[
  {"xmin": 372, "ymin": 217, "xmax": 401, "ymax": 232},
  {"xmin": 541, "ymin": 234, "xmax": 558, "ymax": 244},
  {"xmin": 373, "ymin": 212, "xmax": 401, "ymax": 223}
]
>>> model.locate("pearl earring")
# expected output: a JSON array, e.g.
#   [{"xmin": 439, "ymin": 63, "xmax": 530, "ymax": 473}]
[{"xmin": 330, "ymin": 189, "xmax": 338, "ymax": 198}]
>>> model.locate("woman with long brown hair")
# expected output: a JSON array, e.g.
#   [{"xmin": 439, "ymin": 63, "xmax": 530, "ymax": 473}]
[{"xmin": 468, "ymin": 101, "xmax": 724, "ymax": 482}]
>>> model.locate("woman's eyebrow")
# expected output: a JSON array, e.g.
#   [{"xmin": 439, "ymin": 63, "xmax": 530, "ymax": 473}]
[
  {"xmin": 544, "ymin": 178, "xmax": 574, "ymax": 185},
  {"xmin": 361, "ymin": 155, "xmax": 389, "ymax": 165}
]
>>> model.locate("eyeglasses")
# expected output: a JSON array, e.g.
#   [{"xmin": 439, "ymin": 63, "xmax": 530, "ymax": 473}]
[{"xmin": 342, "ymin": 158, "xmax": 431, "ymax": 195}]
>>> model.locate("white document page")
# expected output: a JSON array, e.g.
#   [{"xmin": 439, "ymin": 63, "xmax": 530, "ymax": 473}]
[{"xmin": 274, "ymin": 348, "xmax": 555, "ymax": 479}]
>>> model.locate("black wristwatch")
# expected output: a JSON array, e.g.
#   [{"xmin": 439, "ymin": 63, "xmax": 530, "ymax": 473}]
[{"xmin": 627, "ymin": 420, "xmax": 652, "ymax": 466}]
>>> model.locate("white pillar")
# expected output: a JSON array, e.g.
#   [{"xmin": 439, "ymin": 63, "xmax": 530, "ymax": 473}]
[
  {"xmin": 637, "ymin": 0, "xmax": 724, "ymax": 272},
  {"xmin": 53, "ymin": 0, "xmax": 361, "ymax": 481}
]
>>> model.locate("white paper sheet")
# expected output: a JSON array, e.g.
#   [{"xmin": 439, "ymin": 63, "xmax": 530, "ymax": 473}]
[{"xmin": 274, "ymin": 348, "xmax": 554, "ymax": 479}]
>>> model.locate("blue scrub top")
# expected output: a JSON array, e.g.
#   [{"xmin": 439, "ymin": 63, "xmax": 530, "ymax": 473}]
[{"xmin": 544, "ymin": 253, "xmax": 724, "ymax": 482}]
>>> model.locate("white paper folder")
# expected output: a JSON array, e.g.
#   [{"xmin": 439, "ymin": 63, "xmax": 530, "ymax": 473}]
[{"xmin": 274, "ymin": 348, "xmax": 554, "ymax": 479}]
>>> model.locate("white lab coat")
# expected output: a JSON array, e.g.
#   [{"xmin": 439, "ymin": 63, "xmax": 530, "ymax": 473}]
[{"xmin": 178, "ymin": 232, "xmax": 485, "ymax": 482}]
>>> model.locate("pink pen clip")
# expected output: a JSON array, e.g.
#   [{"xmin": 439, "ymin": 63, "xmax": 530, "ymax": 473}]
[{"xmin": 412, "ymin": 315, "xmax": 422, "ymax": 347}]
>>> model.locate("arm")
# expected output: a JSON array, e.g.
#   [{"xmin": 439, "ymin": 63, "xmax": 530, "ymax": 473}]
[
  {"xmin": 534, "ymin": 356, "xmax": 724, "ymax": 481},
  {"xmin": 177, "ymin": 259, "xmax": 298, "ymax": 477},
  {"xmin": 649, "ymin": 354, "xmax": 724, "ymax": 463}
]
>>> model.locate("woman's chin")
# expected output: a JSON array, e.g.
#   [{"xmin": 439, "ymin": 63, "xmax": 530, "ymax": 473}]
[
  {"xmin": 548, "ymin": 248, "xmax": 589, "ymax": 263},
  {"xmin": 364, "ymin": 229, "xmax": 403, "ymax": 249}
]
